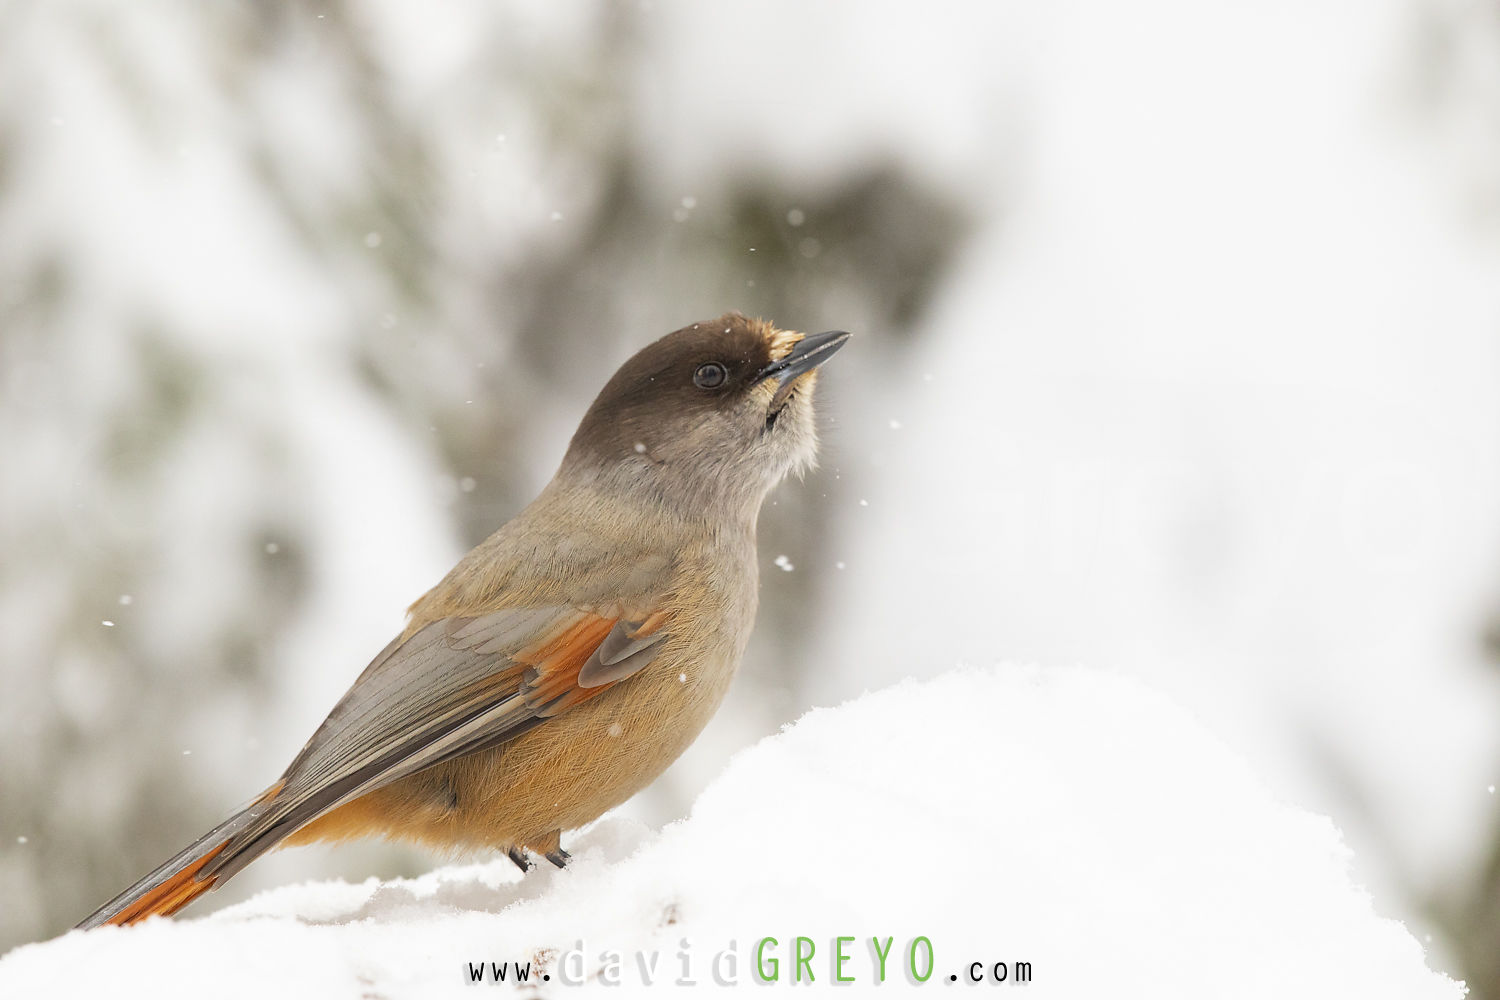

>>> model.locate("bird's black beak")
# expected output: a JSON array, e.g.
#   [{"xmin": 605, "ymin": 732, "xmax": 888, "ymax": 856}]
[
  {"xmin": 756, "ymin": 330, "xmax": 852, "ymax": 420},
  {"xmin": 757, "ymin": 330, "xmax": 852, "ymax": 423},
  {"xmin": 757, "ymin": 330, "xmax": 852, "ymax": 387}
]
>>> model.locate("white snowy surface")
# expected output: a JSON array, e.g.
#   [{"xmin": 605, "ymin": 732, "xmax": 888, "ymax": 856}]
[{"xmin": 0, "ymin": 667, "xmax": 1461, "ymax": 998}]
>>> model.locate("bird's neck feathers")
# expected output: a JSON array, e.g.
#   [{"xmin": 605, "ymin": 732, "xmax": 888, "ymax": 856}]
[{"xmin": 549, "ymin": 460, "xmax": 756, "ymax": 537}]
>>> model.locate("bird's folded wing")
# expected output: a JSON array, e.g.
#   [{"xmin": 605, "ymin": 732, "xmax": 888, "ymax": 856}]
[{"xmin": 206, "ymin": 604, "xmax": 670, "ymax": 879}]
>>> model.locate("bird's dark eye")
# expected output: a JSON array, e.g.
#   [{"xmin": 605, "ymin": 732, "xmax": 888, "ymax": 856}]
[{"xmin": 693, "ymin": 362, "xmax": 728, "ymax": 390}]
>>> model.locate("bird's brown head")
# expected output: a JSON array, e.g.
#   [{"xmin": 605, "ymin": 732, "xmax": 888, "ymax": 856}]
[{"xmin": 560, "ymin": 313, "xmax": 850, "ymax": 519}]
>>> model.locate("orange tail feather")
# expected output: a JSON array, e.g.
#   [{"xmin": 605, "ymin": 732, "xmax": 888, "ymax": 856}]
[
  {"xmin": 101, "ymin": 841, "xmax": 228, "ymax": 926},
  {"xmin": 77, "ymin": 800, "xmax": 270, "ymax": 930}
]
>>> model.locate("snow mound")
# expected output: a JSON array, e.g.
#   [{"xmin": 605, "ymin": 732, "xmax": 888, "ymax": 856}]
[{"xmin": 0, "ymin": 666, "xmax": 1461, "ymax": 998}]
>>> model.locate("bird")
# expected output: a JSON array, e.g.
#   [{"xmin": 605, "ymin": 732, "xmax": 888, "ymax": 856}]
[{"xmin": 78, "ymin": 312, "xmax": 849, "ymax": 929}]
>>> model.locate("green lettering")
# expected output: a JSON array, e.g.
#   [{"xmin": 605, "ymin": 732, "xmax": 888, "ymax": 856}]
[
  {"xmin": 834, "ymin": 937, "xmax": 854, "ymax": 983},
  {"xmin": 870, "ymin": 936, "xmax": 894, "ymax": 982},
  {"xmin": 909, "ymin": 937, "xmax": 933, "ymax": 982},
  {"xmin": 795, "ymin": 936, "xmax": 816, "ymax": 983},
  {"xmin": 755, "ymin": 937, "xmax": 779, "ymax": 982}
]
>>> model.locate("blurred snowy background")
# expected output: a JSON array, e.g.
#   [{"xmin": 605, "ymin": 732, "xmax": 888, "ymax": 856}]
[{"xmin": 1, "ymin": 0, "xmax": 1498, "ymax": 991}]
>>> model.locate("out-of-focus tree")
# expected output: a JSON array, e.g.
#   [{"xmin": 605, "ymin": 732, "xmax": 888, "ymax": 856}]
[
  {"xmin": 1386, "ymin": 4, "xmax": 1500, "ymax": 998},
  {"xmin": 0, "ymin": 0, "xmax": 968, "ymax": 949}
]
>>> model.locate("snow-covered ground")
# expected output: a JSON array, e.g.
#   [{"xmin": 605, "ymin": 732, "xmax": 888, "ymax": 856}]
[{"xmin": 0, "ymin": 667, "xmax": 1461, "ymax": 998}]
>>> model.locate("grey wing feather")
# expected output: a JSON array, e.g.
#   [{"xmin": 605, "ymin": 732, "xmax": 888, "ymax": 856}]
[
  {"xmin": 280, "ymin": 607, "xmax": 572, "ymax": 788},
  {"xmin": 206, "ymin": 606, "xmax": 665, "ymax": 880},
  {"xmin": 208, "ymin": 607, "xmax": 565, "ymax": 877},
  {"xmin": 576, "ymin": 620, "xmax": 668, "ymax": 688}
]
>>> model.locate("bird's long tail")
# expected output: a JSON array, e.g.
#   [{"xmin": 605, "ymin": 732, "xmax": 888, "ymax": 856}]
[{"xmin": 76, "ymin": 795, "xmax": 275, "ymax": 929}]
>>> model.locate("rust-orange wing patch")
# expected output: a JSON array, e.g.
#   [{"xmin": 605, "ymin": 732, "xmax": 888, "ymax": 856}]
[{"xmin": 519, "ymin": 611, "xmax": 669, "ymax": 717}]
